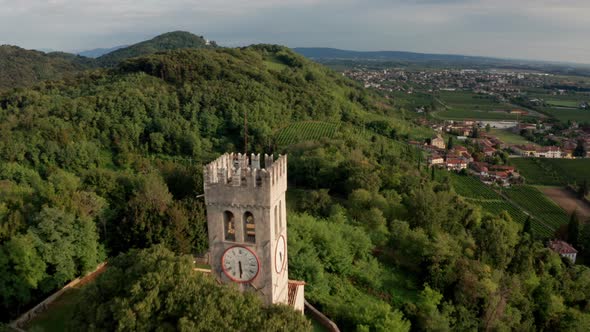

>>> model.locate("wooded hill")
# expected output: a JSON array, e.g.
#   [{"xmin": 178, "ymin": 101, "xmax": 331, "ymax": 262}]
[
  {"xmin": 0, "ymin": 45, "xmax": 94, "ymax": 90},
  {"xmin": 0, "ymin": 31, "xmax": 217, "ymax": 90},
  {"xmin": 95, "ymin": 31, "xmax": 216, "ymax": 67},
  {"xmin": 1, "ymin": 43, "xmax": 589, "ymax": 331},
  {"xmin": 0, "ymin": 44, "xmax": 418, "ymax": 329}
]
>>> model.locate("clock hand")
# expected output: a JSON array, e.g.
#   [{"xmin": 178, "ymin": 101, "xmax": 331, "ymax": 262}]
[{"xmin": 239, "ymin": 261, "xmax": 243, "ymax": 278}]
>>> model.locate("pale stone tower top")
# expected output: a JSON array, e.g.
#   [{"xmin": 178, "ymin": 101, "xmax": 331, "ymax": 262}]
[
  {"xmin": 203, "ymin": 153, "xmax": 287, "ymax": 205},
  {"xmin": 203, "ymin": 153, "xmax": 303, "ymax": 312}
]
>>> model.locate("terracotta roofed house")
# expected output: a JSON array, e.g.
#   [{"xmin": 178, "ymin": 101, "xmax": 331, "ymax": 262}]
[{"xmin": 548, "ymin": 240, "xmax": 578, "ymax": 263}]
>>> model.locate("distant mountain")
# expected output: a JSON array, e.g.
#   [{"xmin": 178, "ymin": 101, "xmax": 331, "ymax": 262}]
[
  {"xmin": 292, "ymin": 47, "xmax": 504, "ymax": 64},
  {"xmin": 78, "ymin": 45, "xmax": 128, "ymax": 58},
  {"xmin": 293, "ymin": 47, "xmax": 590, "ymax": 76},
  {"xmin": 96, "ymin": 31, "xmax": 217, "ymax": 67},
  {"xmin": 0, "ymin": 45, "xmax": 95, "ymax": 90}
]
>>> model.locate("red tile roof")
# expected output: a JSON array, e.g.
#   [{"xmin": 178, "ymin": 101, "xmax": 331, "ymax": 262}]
[
  {"xmin": 288, "ymin": 280, "xmax": 305, "ymax": 307},
  {"xmin": 548, "ymin": 240, "xmax": 578, "ymax": 254},
  {"xmin": 490, "ymin": 165, "xmax": 515, "ymax": 172},
  {"xmin": 446, "ymin": 158, "xmax": 465, "ymax": 164},
  {"xmin": 490, "ymin": 171, "xmax": 508, "ymax": 178}
]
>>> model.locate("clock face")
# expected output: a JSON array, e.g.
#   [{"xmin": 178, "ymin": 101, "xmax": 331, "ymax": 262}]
[
  {"xmin": 221, "ymin": 246, "xmax": 260, "ymax": 283},
  {"xmin": 275, "ymin": 235, "xmax": 286, "ymax": 274}
]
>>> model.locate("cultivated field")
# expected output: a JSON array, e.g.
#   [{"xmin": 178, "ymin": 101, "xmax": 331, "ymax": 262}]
[
  {"xmin": 449, "ymin": 174, "xmax": 554, "ymax": 236},
  {"xmin": 436, "ymin": 91, "xmax": 525, "ymax": 120},
  {"xmin": 511, "ymin": 158, "xmax": 590, "ymax": 186},
  {"xmin": 437, "ymin": 109, "xmax": 522, "ymax": 120},
  {"xmin": 546, "ymin": 100, "xmax": 581, "ymax": 108},
  {"xmin": 540, "ymin": 107, "xmax": 590, "ymax": 123},
  {"xmin": 489, "ymin": 129, "xmax": 534, "ymax": 145},
  {"xmin": 503, "ymin": 185, "xmax": 570, "ymax": 232},
  {"xmin": 539, "ymin": 186, "xmax": 590, "ymax": 221},
  {"xmin": 391, "ymin": 91, "xmax": 436, "ymax": 111},
  {"xmin": 451, "ymin": 173, "xmax": 500, "ymax": 200},
  {"xmin": 275, "ymin": 121, "xmax": 339, "ymax": 146}
]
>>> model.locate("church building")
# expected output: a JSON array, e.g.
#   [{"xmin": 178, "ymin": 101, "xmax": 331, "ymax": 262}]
[{"xmin": 203, "ymin": 153, "xmax": 305, "ymax": 312}]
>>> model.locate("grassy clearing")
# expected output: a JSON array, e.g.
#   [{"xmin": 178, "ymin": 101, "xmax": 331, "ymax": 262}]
[
  {"xmin": 307, "ymin": 314, "xmax": 330, "ymax": 332},
  {"xmin": 264, "ymin": 60, "xmax": 288, "ymax": 72},
  {"xmin": 546, "ymin": 100, "xmax": 581, "ymax": 108},
  {"xmin": 489, "ymin": 129, "xmax": 533, "ymax": 145},
  {"xmin": 25, "ymin": 288, "xmax": 82, "ymax": 332}
]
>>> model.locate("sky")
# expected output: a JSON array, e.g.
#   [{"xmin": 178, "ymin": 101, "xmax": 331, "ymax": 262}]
[{"xmin": 0, "ymin": 0, "xmax": 589, "ymax": 64}]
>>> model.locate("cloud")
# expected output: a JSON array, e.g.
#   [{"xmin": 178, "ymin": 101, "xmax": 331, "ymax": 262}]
[{"xmin": 0, "ymin": 0, "xmax": 588, "ymax": 63}]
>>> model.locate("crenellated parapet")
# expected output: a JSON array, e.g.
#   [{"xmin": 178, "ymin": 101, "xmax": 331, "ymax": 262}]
[{"xmin": 203, "ymin": 153, "xmax": 287, "ymax": 191}]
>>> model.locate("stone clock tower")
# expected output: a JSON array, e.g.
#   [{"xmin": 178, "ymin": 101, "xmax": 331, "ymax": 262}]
[{"xmin": 203, "ymin": 153, "xmax": 304, "ymax": 311}]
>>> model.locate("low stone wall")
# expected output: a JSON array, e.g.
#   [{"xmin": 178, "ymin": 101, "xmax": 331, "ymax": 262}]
[
  {"xmin": 304, "ymin": 300, "xmax": 340, "ymax": 332},
  {"xmin": 10, "ymin": 262, "xmax": 107, "ymax": 330}
]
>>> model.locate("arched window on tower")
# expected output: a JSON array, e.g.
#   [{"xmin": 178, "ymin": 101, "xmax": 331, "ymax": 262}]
[
  {"xmin": 224, "ymin": 211, "xmax": 235, "ymax": 241},
  {"xmin": 244, "ymin": 212, "xmax": 255, "ymax": 243}
]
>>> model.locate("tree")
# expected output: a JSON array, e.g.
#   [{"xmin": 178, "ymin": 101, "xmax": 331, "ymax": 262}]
[
  {"xmin": 412, "ymin": 284, "xmax": 453, "ymax": 331},
  {"xmin": 568, "ymin": 211, "xmax": 580, "ymax": 248},
  {"xmin": 573, "ymin": 139, "xmax": 586, "ymax": 157},
  {"xmin": 31, "ymin": 207, "xmax": 103, "ymax": 292},
  {"xmin": 578, "ymin": 180, "xmax": 589, "ymax": 199},
  {"xmin": 0, "ymin": 233, "xmax": 46, "ymax": 316},
  {"xmin": 447, "ymin": 136, "xmax": 454, "ymax": 150},
  {"xmin": 523, "ymin": 215, "xmax": 533, "ymax": 237},
  {"xmin": 579, "ymin": 224, "xmax": 590, "ymax": 263},
  {"xmin": 485, "ymin": 123, "xmax": 491, "ymax": 133},
  {"xmin": 296, "ymin": 189, "xmax": 332, "ymax": 217},
  {"xmin": 475, "ymin": 213, "xmax": 520, "ymax": 269},
  {"xmin": 69, "ymin": 246, "xmax": 311, "ymax": 332}
]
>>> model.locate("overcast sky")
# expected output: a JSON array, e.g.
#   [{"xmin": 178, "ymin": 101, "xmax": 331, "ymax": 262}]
[{"xmin": 1, "ymin": 0, "xmax": 589, "ymax": 63}]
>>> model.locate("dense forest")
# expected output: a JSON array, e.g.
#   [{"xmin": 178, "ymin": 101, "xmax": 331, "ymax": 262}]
[
  {"xmin": 70, "ymin": 245, "xmax": 311, "ymax": 331},
  {"xmin": 0, "ymin": 42, "xmax": 589, "ymax": 331},
  {"xmin": 95, "ymin": 31, "xmax": 216, "ymax": 67},
  {"xmin": 0, "ymin": 46, "xmax": 94, "ymax": 90},
  {"xmin": 0, "ymin": 31, "xmax": 215, "ymax": 91}
]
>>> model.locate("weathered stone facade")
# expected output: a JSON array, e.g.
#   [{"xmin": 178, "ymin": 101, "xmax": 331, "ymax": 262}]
[{"xmin": 203, "ymin": 153, "xmax": 301, "ymax": 309}]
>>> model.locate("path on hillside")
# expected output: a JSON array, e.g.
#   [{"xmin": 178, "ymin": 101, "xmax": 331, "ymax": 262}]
[
  {"xmin": 429, "ymin": 96, "xmax": 450, "ymax": 120},
  {"xmin": 433, "ymin": 96, "xmax": 450, "ymax": 110},
  {"xmin": 539, "ymin": 187, "xmax": 590, "ymax": 221}
]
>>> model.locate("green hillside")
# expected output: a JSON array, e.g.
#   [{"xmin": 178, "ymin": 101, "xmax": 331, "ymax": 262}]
[
  {"xmin": 0, "ymin": 32, "xmax": 218, "ymax": 91},
  {"xmin": 96, "ymin": 31, "xmax": 216, "ymax": 67},
  {"xmin": 2, "ymin": 44, "xmax": 590, "ymax": 331},
  {"xmin": 0, "ymin": 45, "xmax": 94, "ymax": 90}
]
